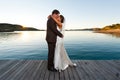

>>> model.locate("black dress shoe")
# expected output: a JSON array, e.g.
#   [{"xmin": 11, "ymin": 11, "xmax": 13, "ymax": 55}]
[
  {"xmin": 53, "ymin": 68, "xmax": 58, "ymax": 72},
  {"xmin": 48, "ymin": 67, "xmax": 58, "ymax": 72}
]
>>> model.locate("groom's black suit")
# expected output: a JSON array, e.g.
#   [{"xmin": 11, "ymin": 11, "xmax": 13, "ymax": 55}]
[{"xmin": 46, "ymin": 17, "xmax": 63, "ymax": 70}]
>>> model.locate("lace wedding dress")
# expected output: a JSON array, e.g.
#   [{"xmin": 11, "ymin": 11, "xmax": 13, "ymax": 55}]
[{"xmin": 54, "ymin": 24, "xmax": 76, "ymax": 72}]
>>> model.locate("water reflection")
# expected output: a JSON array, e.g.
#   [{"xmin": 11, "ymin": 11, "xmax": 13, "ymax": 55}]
[
  {"xmin": 0, "ymin": 32, "xmax": 21, "ymax": 41},
  {"xmin": 101, "ymin": 32, "xmax": 120, "ymax": 38},
  {"xmin": 0, "ymin": 31, "xmax": 120, "ymax": 60},
  {"xmin": 20, "ymin": 31, "xmax": 31, "ymax": 42}
]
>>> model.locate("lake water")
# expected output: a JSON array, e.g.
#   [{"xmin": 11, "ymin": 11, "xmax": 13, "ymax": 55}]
[{"xmin": 0, "ymin": 31, "xmax": 120, "ymax": 60}]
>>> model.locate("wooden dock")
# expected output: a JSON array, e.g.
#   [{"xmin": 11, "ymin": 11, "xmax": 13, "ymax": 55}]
[{"xmin": 0, "ymin": 60, "xmax": 120, "ymax": 80}]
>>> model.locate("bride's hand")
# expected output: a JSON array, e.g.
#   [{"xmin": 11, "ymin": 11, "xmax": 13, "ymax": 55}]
[{"xmin": 61, "ymin": 35, "xmax": 64, "ymax": 38}]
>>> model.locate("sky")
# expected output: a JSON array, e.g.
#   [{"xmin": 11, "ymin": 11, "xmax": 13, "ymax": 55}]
[{"xmin": 0, "ymin": 0, "xmax": 120, "ymax": 29}]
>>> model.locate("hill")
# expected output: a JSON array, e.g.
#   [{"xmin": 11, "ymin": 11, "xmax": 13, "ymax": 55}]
[
  {"xmin": 102, "ymin": 24, "xmax": 120, "ymax": 30},
  {"xmin": 0, "ymin": 23, "xmax": 40, "ymax": 32},
  {"xmin": 94, "ymin": 23, "xmax": 120, "ymax": 33}
]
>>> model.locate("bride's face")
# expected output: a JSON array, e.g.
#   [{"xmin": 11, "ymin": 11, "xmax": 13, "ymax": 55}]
[{"xmin": 57, "ymin": 16, "xmax": 61, "ymax": 22}]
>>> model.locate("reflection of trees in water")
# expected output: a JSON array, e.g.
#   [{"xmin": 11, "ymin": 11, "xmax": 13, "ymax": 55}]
[
  {"xmin": 104, "ymin": 32, "xmax": 120, "ymax": 38},
  {"xmin": 0, "ymin": 32, "xmax": 21, "ymax": 41}
]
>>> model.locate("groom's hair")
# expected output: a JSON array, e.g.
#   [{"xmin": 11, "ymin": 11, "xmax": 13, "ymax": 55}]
[{"xmin": 52, "ymin": 9, "xmax": 60, "ymax": 15}]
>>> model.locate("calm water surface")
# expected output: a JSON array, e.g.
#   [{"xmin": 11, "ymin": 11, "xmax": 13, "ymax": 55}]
[{"xmin": 0, "ymin": 31, "xmax": 120, "ymax": 60}]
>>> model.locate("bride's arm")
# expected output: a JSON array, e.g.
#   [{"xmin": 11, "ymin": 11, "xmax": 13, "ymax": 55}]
[{"xmin": 51, "ymin": 16, "xmax": 62, "ymax": 29}]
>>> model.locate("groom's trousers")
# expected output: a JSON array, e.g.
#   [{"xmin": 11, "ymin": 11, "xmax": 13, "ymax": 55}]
[{"xmin": 47, "ymin": 42, "xmax": 56, "ymax": 69}]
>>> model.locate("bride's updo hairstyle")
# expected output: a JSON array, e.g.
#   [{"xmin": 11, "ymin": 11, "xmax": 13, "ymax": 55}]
[{"xmin": 60, "ymin": 15, "xmax": 65, "ymax": 23}]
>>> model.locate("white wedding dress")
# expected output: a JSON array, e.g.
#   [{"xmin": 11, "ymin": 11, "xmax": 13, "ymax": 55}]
[{"xmin": 54, "ymin": 24, "xmax": 76, "ymax": 72}]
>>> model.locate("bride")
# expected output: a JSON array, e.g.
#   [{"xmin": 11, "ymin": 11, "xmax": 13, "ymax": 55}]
[{"xmin": 51, "ymin": 15, "xmax": 76, "ymax": 72}]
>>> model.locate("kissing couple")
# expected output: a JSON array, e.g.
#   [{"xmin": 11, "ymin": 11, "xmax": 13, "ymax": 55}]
[{"xmin": 46, "ymin": 9, "xmax": 76, "ymax": 72}]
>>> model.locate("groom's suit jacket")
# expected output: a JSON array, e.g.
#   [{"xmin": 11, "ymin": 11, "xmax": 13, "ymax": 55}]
[{"xmin": 46, "ymin": 17, "xmax": 63, "ymax": 43}]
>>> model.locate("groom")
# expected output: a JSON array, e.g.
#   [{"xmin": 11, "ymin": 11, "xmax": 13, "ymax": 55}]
[{"xmin": 46, "ymin": 9, "xmax": 63, "ymax": 71}]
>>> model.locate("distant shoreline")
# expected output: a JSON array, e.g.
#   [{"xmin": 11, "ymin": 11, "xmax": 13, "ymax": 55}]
[
  {"xmin": 95, "ymin": 29, "xmax": 120, "ymax": 33},
  {"xmin": 0, "ymin": 23, "xmax": 40, "ymax": 32},
  {"xmin": 93, "ymin": 23, "xmax": 120, "ymax": 34}
]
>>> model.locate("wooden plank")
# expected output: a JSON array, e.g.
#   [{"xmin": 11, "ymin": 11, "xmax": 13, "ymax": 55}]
[
  {"xmin": 0, "ymin": 60, "xmax": 22, "ymax": 80},
  {"xmin": 102, "ymin": 60, "xmax": 120, "ymax": 80},
  {"xmin": 31, "ymin": 60, "xmax": 43, "ymax": 80},
  {"xmin": 6, "ymin": 60, "xmax": 28, "ymax": 80},
  {"xmin": 114, "ymin": 60, "xmax": 120, "ymax": 66},
  {"xmin": 49, "ymin": 70, "xmax": 55, "ymax": 80},
  {"xmin": 63, "ymin": 67, "xmax": 70, "ymax": 80},
  {"xmin": 54, "ymin": 71, "xmax": 59, "ymax": 80},
  {"xmin": 39, "ymin": 60, "xmax": 48, "ymax": 80},
  {"xmin": 86, "ymin": 60, "xmax": 106, "ymax": 80},
  {"xmin": 94, "ymin": 60, "xmax": 119, "ymax": 80},
  {"xmin": 0, "ymin": 60, "xmax": 17, "ymax": 72},
  {"xmin": 74, "ymin": 60, "xmax": 87, "ymax": 80},
  {"xmin": 93, "ymin": 60, "xmax": 116, "ymax": 80},
  {"xmin": 27, "ymin": 60, "xmax": 44, "ymax": 80},
  {"xmin": 43, "ymin": 60, "xmax": 51, "ymax": 80},
  {"xmin": 78, "ymin": 60, "xmax": 95, "ymax": 80},
  {"xmin": 21, "ymin": 61, "xmax": 43, "ymax": 80},
  {"xmin": 85, "ymin": 60, "xmax": 99, "ymax": 80},
  {"xmin": 12, "ymin": 60, "xmax": 34, "ymax": 80},
  {"xmin": 71, "ymin": 60, "xmax": 81, "ymax": 80},
  {"xmin": 0, "ymin": 60, "xmax": 10, "ymax": 66},
  {"xmin": 106, "ymin": 60, "xmax": 120, "ymax": 78},
  {"xmin": 19, "ymin": 60, "xmax": 40, "ymax": 80},
  {"xmin": 0, "ymin": 60, "xmax": 120, "ymax": 80},
  {"xmin": 107, "ymin": 60, "xmax": 120, "ymax": 73},
  {"xmin": 67, "ymin": 65, "xmax": 74, "ymax": 80},
  {"xmin": 59, "ymin": 70, "xmax": 64, "ymax": 80}
]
